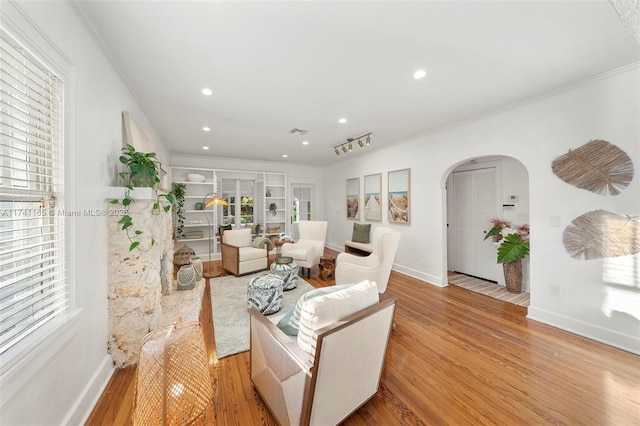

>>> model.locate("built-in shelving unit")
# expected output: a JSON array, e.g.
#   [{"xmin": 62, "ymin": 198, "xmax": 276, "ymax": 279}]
[
  {"xmin": 264, "ymin": 173, "xmax": 287, "ymax": 237},
  {"xmin": 171, "ymin": 167, "xmax": 288, "ymax": 259}
]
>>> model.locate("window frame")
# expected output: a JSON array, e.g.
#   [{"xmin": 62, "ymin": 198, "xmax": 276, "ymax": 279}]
[{"xmin": 0, "ymin": 23, "xmax": 76, "ymax": 376}]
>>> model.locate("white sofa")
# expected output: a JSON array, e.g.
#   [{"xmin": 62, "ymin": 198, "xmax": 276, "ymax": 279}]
[
  {"xmin": 281, "ymin": 220, "xmax": 328, "ymax": 277},
  {"xmin": 343, "ymin": 239, "xmax": 373, "ymax": 256},
  {"xmin": 249, "ymin": 280, "xmax": 396, "ymax": 426},
  {"xmin": 220, "ymin": 228, "xmax": 268, "ymax": 276},
  {"xmin": 336, "ymin": 227, "xmax": 401, "ymax": 293}
]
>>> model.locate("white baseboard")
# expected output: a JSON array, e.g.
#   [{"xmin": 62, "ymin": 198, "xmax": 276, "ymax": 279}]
[
  {"xmin": 65, "ymin": 355, "xmax": 115, "ymax": 425},
  {"xmin": 527, "ymin": 306, "xmax": 640, "ymax": 355}
]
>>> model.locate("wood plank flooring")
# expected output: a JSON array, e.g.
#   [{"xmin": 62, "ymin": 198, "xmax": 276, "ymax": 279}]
[{"xmin": 86, "ymin": 250, "xmax": 640, "ymax": 425}]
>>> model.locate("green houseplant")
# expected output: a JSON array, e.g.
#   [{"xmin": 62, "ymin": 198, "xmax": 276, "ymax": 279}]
[
  {"xmin": 110, "ymin": 144, "xmax": 174, "ymax": 251},
  {"xmin": 172, "ymin": 182, "xmax": 186, "ymax": 237},
  {"xmin": 484, "ymin": 219, "xmax": 530, "ymax": 293}
]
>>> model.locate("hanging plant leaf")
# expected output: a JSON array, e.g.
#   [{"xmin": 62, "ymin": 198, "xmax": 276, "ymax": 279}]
[
  {"xmin": 497, "ymin": 233, "xmax": 530, "ymax": 264},
  {"xmin": 563, "ymin": 210, "xmax": 640, "ymax": 260},
  {"xmin": 551, "ymin": 139, "xmax": 634, "ymax": 196}
]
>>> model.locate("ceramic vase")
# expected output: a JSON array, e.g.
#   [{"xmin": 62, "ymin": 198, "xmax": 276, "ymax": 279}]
[
  {"xmin": 191, "ymin": 256, "xmax": 203, "ymax": 278},
  {"xmin": 177, "ymin": 264, "xmax": 197, "ymax": 291},
  {"xmin": 503, "ymin": 258, "xmax": 523, "ymax": 293}
]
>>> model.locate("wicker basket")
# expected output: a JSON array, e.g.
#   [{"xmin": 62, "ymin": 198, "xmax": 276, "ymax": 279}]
[
  {"xmin": 267, "ymin": 226, "xmax": 280, "ymax": 234},
  {"xmin": 133, "ymin": 320, "xmax": 212, "ymax": 425},
  {"xmin": 174, "ymin": 245, "xmax": 195, "ymax": 267}
]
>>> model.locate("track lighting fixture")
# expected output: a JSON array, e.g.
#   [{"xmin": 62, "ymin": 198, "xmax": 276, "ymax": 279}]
[{"xmin": 333, "ymin": 132, "xmax": 372, "ymax": 156}]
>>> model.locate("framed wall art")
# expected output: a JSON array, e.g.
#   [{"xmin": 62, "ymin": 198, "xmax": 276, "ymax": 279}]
[
  {"xmin": 388, "ymin": 168, "xmax": 410, "ymax": 224},
  {"xmin": 364, "ymin": 173, "xmax": 382, "ymax": 221},
  {"xmin": 345, "ymin": 177, "xmax": 360, "ymax": 220}
]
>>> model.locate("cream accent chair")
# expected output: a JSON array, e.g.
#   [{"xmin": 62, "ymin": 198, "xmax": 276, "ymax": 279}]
[
  {"xmin": 281, "ymin": 220, "xmax": 328, "ymax": 277},
  {"xmin": 335, "ymin": 227, "xmax": 401, "ymax": 293},
  {"xmin": 221, "ymin": 228, "xmax": 268, "ymax": 276},
  {"xmin": 249, "ymin": 280, "xmax": 397, "ymax": 426}
]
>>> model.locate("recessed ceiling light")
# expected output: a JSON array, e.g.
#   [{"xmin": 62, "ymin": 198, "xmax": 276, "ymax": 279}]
[
  {"xmin": 202, "ymin": 126, "xmax": 210, "ymax": 132},
  {"xmin": 339, "ymin": 118, "xmax": 347, "ymax": 124},
  {"xmin": 282, "ymin": 154, "xmax": 288, "ymax": 158},
  {"xmin": 302, "ymin": 141, "xmax": 309, "ymax": 145},
  {"xmin": 202, "ymin": 146, "xmax": 209, "ymax": 150},
  {"xmin": 201, "ymin": 88, "xmax": 213, "ymax": 96},
  {"xmin": 413, "ymin": 69, "xmax": 427, "ymax": 79}
]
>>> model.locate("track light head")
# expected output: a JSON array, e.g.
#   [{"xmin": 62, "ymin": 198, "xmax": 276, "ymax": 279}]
[{"xmin": 333, "ymin": 133, "xmax": 371, "ymax": 157}]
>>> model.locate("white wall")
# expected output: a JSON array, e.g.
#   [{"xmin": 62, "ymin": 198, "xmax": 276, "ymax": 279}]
[
  {"xmin": 0, "ymin": 1, "xmax": 171, "ymax": 424},
  {"xmin": 323, "ymin": 64, "xmax": 639, "ymax": 354},
  {"xmin": 445, "ymin": 156, "xmax": 530, "ymax": 289}
]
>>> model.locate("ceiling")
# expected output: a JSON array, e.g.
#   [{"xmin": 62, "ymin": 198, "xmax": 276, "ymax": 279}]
[{"xmin": 74, "ymin": 1, "xmax": 639, "ymax": 166}]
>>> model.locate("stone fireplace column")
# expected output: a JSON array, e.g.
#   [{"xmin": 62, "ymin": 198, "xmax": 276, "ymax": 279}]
[{"xmin": 107, "ymin": 192, "xmax": 174, "ymax": 367}]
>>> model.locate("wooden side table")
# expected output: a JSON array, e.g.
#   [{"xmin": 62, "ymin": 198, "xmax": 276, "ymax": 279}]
[{"xmin": 319, "ymin": 255, "xmax": 336, "ymax": 281}]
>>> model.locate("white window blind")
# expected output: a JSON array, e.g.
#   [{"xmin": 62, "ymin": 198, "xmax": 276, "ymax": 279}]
[{"xmin": 0, "ymin": 30, "xmax": 66, "ymax": 356}]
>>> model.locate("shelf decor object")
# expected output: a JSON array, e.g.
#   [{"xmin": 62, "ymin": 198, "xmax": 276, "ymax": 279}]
[
  {"xmin": 551, "ymin": 139, "xmax": 634, "ymax": 196},
  {"xmin": 562, "ymin": 209, "xmax": 640, "ymax": 260}
]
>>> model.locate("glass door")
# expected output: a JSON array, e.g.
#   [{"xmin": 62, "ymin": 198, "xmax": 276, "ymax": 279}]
[{"xmin": 291, "ymin": 184, "xmax": 313, "ymax": 240}]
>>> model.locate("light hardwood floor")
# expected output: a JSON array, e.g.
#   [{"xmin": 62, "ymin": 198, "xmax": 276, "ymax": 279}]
[{"xmin": 87, "ymin": 250, "xmax": 640, "ymax": 425}]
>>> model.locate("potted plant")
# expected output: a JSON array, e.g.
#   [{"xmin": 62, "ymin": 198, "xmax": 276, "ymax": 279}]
[
  {"xmin": 172, "ymin": 182, "xmax": 186, "ymax": 238},
  {"xmin": 484, "ymin": 218, "xmax": 530, "ymax": 293},
  {"xmin": 269, "ymin": 202, "xmax": 277, "ymax": 215},
  {"xmin": 110, "ymin": 144, "xmax": 174, "ymax": 251}
]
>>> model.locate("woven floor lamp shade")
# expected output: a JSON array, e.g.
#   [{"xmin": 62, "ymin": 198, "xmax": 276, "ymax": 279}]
[{"xmin": 133, "ymin": 320, "xmax": 212, "ymax": 425}]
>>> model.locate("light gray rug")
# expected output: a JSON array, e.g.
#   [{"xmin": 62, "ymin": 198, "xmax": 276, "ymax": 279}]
[{"xmin": 210, "ymin": 271, "xmax": 315, "ymax": 358}]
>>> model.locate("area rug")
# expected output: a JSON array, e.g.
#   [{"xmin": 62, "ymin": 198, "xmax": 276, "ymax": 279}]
[
  {"xmin": 449, "ymin": 272, "xmax": 530, "ymax": 307},
  {"xmin": 210, "ymin": 272, "xmax": 315, "ymax": 358}
]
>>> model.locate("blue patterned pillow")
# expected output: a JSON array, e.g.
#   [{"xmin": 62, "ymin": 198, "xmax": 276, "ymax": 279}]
[{"xmin": 277, "ymin": 284, "xmax": 354, "ymax": 335}]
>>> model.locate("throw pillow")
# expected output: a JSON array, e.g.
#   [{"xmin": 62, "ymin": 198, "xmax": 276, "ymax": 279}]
[
  {"xmin": 352, "ymin": 223, "xmax": 371, "ymax": 243},
  {"xmin": 276, "ymin": 284, "xmax": 354, "ymax": 336},
  {"xmin": 218, "ymin": 224, "xmax": 232, "ymax": 237},
  {"xmin": 251, "ymin": 223, "xmax": 261, "ymax": 235},
  {"xmin": 296, "ymin": 280, "xmax": 379, "ymax": 353}
]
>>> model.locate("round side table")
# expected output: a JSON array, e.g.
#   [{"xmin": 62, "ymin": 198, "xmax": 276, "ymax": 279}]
[{"xmin": 319, "ymin": 255, "xmax": 336, "ymax": 281}]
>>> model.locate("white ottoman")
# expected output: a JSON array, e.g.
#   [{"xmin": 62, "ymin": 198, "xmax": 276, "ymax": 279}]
[
  {"xmin": 247, "ymin": 274, "xmax": 284, "ymax": 315},
  {"xmin": 269, "ymin": 258, "xmax": 299, "ymax": 290}
]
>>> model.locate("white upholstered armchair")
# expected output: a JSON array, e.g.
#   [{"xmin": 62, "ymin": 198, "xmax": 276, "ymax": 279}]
[
  {"xmin": 335, "ymin": 227, "xmax": 401, "ymax": 293},
  {"xmin": 220, "ymin": 228, "xmax": 268, "ymax": 276},
  {"xmin": 281, "ymin": 220, "xmax": 328, "ymax": 277},
  {"xmin": 249, "ymin": 280, "xmax": 397, "ymax": 425}
]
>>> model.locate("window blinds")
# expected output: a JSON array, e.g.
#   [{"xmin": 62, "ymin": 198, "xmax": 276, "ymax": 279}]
[{"xmin": 0, "ymin": 31, "xmax": 66, "ymax": 356}]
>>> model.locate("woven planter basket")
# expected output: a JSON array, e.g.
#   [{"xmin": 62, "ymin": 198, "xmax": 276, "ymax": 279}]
[
  {"xmin": 173, "ymin": 245, "xmax": 195, "ymax": 267},
  {"xmin": 503, "ymin": 259, "xmax": 523, "ymax": 294},
  {"xmin": 133, "ymin": 320, "xmax": 212, "ymax": 425}
]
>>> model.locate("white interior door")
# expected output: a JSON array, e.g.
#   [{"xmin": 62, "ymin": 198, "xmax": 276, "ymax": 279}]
[
  {"xmin": 291, "ymin": 184, "xmax": 313, "ymax": 240},
  {"xmin": 452, "ymin": 167, "xmax": 498, "ymax": 281}
]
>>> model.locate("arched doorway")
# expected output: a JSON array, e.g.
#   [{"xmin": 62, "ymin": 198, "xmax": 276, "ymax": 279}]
[{"xmin": 445, "ymin": 155, "xmax": 531, "ymax": 292}]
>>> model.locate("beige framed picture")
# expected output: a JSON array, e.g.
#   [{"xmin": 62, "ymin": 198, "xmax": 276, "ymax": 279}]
[
  {"xmin": 364, "ymin": 173, "xmax": 382, "ymax": 221},
  {"xmin": 346, "ymin": 177, "xmax": 360, "ymax": 220},
  {"xmin": 388, "ymin": 168, "xmax": 410, "ymax": 224}
]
